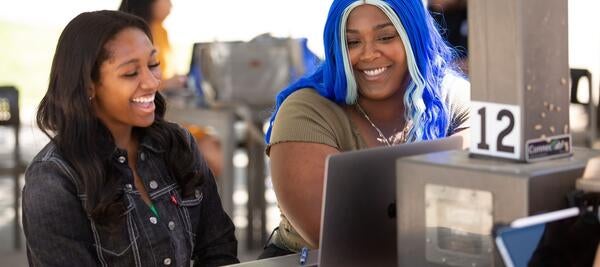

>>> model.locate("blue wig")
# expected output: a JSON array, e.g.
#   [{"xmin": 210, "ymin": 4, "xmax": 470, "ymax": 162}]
[{"xmin": 265, "ymin": 0, "xmax": 456, "ymax": 144}]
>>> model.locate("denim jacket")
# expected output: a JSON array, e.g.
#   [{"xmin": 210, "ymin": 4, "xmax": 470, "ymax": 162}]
[{"xmin": 22, "ymin": 130, "xmax": 239, "ymax": 267}]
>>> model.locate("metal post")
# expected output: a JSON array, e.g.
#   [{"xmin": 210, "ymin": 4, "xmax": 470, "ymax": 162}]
[
  {"xmin": 245, "ymin": 121, "xmax": 267, "ymax": 250},
  {"xmin": 469, "ymin": 0, "xmax": 571, "ymax": 162}
]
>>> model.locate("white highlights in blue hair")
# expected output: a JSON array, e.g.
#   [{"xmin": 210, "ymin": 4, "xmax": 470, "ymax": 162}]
[
  {"xmin": 339, "ymin": 1, "xmax": 362, "ymax": 104},
  {"xmin": 339, "ymin": 0, "xmax": 428, "ymax": 141}
]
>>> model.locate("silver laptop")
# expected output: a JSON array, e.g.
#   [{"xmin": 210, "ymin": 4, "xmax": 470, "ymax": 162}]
[{"xmin": 318, "ymin": 135, "xmax": 463, "ymax": 267}]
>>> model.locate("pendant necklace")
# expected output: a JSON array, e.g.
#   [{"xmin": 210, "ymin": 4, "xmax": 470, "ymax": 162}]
[{"xmin": 355, "ymin": 103, "xmax": 410, "ymax": 146}]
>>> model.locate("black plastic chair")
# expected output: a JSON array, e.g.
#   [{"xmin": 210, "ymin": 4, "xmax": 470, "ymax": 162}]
[
  {"xmin": 570, "ymin": 68, "xmax": 596, "ymax": 147},
  {"xmin": 0, "ymin": 85, "xmax": 24, "ymax": 250}
]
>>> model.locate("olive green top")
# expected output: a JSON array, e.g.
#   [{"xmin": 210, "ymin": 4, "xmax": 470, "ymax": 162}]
[
  {"xmin": 268, "ymin": 89, "xmax": 368, "ymax": 155},
  {"xmin": 267, "ymin": 78, "xmax": 470, "ymax": 252}
]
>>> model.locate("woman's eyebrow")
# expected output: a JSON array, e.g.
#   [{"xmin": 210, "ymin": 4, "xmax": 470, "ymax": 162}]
[
  {"xmin": 117, "ymin": 49, "xmax": 158, "ymax": 68},
  {"xmin": 347, "ymin": 22, "xmax": 394, "ymax": 34},
  {"xmin": 117, "ymin": 58, "xmax": 139, "ymax": 68},
  {"xmin": 374, "ymin": 22, "xmax": 394, "ymax": 30}
]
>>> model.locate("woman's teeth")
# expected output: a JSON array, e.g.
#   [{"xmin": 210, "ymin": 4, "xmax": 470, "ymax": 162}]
[
  {"xmin": 132, "ymin": 94, "xmax": 155, "ymax": 104},
  {"xmin": 363, "ymin": 67, "xmax": 387, "ymax": 76}
]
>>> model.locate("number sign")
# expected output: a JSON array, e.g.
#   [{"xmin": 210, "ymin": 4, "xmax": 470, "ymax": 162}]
[{"xmin": 470, "ymin": 101, "xmax": 521, "ymax": 160}]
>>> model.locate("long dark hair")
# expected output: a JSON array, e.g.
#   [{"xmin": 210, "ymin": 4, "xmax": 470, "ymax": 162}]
[
  {"xmin": 118, "ymin": 0, "xmax": 155, "ymax": 22},
  {"xmin": 37, "ymin": 10, "xmax": 202, "ymax": 228}
]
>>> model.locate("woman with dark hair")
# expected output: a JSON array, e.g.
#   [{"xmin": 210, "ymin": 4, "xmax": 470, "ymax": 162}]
[
  {"xmin": 119, "ymin": 0, "xmax": 186, "ymax": 90},
  {"xmin": 22, "ymin": 10, "xmax": 238, "ymax": 266},
  {"xmin": 262, "ymin": 0, "xmax": 470, "ymax": 258}
]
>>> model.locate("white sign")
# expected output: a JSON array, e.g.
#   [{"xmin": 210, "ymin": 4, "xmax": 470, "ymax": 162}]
[{"xmin": 470, "ymin": 101, "xmax": 521, "ymax": 160}]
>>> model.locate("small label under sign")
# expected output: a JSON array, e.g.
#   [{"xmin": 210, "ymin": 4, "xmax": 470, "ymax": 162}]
[{"xmin": 525, "ymin": 134, "xmax": 572, "ymax": 162}]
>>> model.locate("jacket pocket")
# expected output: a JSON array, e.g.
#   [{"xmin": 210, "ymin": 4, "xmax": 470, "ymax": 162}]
[
  {"xmin": 179, "ymin": 187, "xmax": 204, "ymax": 207},
  {"xmin": 92, "ymin": 207, "xmax": 139, "ymax": 260},
  {"xmin": 176, "ymin": 187, "xmax": 204, "ymax": 241}
]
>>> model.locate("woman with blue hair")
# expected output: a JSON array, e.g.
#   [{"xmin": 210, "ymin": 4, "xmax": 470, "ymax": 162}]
[{"xmin": 261, "ymin": 0, "xmax": 470, "ymax": 258}]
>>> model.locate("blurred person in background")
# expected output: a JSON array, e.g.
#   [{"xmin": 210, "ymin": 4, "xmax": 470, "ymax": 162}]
[
  {"xmin": 186, "ymin": 123, "xmax": 223, "ymax": 178},
  {"xmin": 22, "ymin": 10, "xmax": 238, "ymax": 266},
  {"xmin": 119, "ymin": 0, "xmax": 187, "ymax": 90}
]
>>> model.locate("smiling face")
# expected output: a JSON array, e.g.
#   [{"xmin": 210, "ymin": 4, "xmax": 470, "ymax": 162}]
[
  {"xmin": 346, "ymin": 4, "xmax": 408, "ymax": 101},
  {"xmin": 92, "ymin": 27, "xmax": 160, "ymax": 137}
]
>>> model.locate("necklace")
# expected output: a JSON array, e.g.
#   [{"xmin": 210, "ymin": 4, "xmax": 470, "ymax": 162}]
[{"xmin": 355, "ymin": 103, "xmax": 410, "ymax": 146}]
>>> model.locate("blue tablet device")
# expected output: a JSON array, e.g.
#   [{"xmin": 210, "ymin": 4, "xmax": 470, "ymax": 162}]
[{"xmin": 495, "ymin": 207, "xmax": 600, "ymax": 267}]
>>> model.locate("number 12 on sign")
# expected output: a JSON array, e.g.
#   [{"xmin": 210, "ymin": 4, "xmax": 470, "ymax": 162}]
[{"xmin": 470, "ymin": 101, "xmax": 521, "ymax": 160}]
